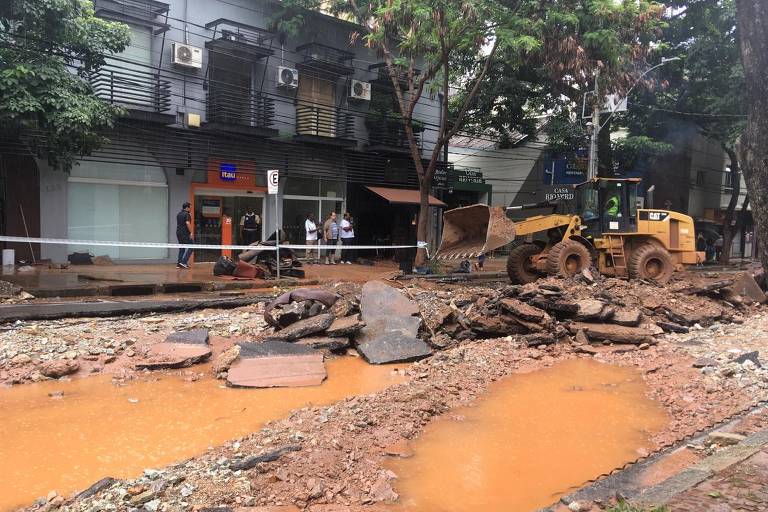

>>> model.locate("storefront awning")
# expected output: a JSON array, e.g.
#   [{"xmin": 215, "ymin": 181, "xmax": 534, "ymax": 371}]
[{"xmin": 366, "ymin": 186, "xmax": 447, "ymax": 207}]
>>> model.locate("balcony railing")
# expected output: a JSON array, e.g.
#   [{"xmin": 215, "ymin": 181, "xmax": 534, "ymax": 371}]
[
  {"xmin": 206, "ymin": 86, "xmax": 275, "ymax": 129},
  {"xmin": 90, "ymin": 64, "xmax": 171, "ymax": 112},
  {"xmin": 296, "ymin": 42, "xmax": 355, "ymax": 76},
  {"xmin": 94, "ymin": 0, "xmax": 170, "ymax": 34},
  {"xmin": 205, "ymin": 19, "xmax": 275, "ymax": 60},
  {"xmin": 296, "ymin": 105, "xmax": 354, "ymax": 140},
  {"xmin": 367, "ymin": 123, "xmax": 422, "ymax": 151}
]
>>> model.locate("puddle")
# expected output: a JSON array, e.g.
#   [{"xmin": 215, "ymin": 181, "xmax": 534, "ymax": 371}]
[
  {"xmin": 388, "ymin": 359, "xmax": 667, "ymax": 511},
  {"xmin": 0, "ymin": 357, "xmax": 404, "ymax": 511}
]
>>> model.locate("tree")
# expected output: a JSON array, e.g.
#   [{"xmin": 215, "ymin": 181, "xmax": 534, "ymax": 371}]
[
  {"xmin": 453, "ymin": 0, "xmax": 668, "ymax": 175},
  {"xmin": 277, "ymin": 0, "xmax": 539, "ymax": 266},
  {"xmin": 0, "ymin": 0, "xmax": 130, "ymax": 170},
  {"xmin": 653, "ymin": 0, "xmax": 746, "ymax": 264},
  {"xmin": 735, "ymin": 0, "xmax": 768, "ymax": 275}
]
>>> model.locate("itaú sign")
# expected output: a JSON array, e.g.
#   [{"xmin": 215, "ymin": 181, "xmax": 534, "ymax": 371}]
[{"xmin": 219, "ymin": 163, "xmax": 237, "ymax": 181}]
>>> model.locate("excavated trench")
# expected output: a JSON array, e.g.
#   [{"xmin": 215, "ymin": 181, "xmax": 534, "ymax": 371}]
[
  {"xmin": 0, "ymin": 357, "xmax": 404, "ymax": 511},
  {"xmin": 1, "ymin": 358, "xmax": 669, "ymax": 512},
  {"xmin": 388, "ymin": 359, "xmax": 668, "ymax": 511}
]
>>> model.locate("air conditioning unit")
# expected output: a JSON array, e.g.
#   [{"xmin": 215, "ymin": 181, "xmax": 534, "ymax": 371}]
[
  {"xmin": 172, "ymin": 43, "xmax": 203, "ymax": 69},
  {"xmin": 277, "ymin": 66, "xmax": 299, "ymax": 88},
  {"xmin": 349, "ymin": 80, "xmax": 371, "ymax": 101}
]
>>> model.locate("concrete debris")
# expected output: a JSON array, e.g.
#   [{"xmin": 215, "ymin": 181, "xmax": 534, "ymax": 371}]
[
  {"xmin": 706, "ymin": 431, "xmax": 746, "ymax": 446},
  {"xmin": 166, "ymin": 329, "xmax": 210, "ymax": 345},
  {"xmin": 229, "ymin": 445, "xmax": 302, "ymax": 471},
  {"xmin": 135, "ymin": 343, "xmax": 212, "ymax": 370},
  {"xmin": 268, "ymin": 314, "xmax": 335, "ymax": 342},
  {"xmin": 567, "ymin": 322, "xmax": 655, "ymax": 345},
  {"xmin": 294, "ymin": 336, "xmax": 350, "ymax": 353},
  {"xmin": 212, "ymin": 345, "xmax": 241, "ymax": 377},
  {"xmin": 356, "ymin": 281, "xmax": 431, "ymax": 364},
  {"xmin": 39, "ymin": 359, "xmax": 80, "ymax": 378},
  {"xmin": 227, "ymin": 341, "xmax": 326, "ymax": 388},
  {"xmin": 264, "ymin": 289, "xmax": 338, "ymax": 327},
  {"xmin": 324, "ymin": 315, "xmax": 365, "ymax": 338},
  {"xmin": 728, "ymin": 272, "xmax": 767, "ymax": 304}
]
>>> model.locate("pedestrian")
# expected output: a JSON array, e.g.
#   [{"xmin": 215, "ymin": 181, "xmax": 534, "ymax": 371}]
[
  {"xmin": 715, "ymin": 235, "xmax": 724, "ymax": 261},
  {"xmin": 239, "ymin": 206, "xmax": 261, "ymax": 246},
  {"xmin": 340, "ymin": 212, "xmax": 355, "ymax": 264},
  {"xmin": 304, "ymin": 212, "xmax": 318, "ymax": 264},
  {"xmin": 176, "ymin": 201, "xmax": 193, "ymax": 269},
  {"xmin": 322, "ymin": 211, "xmax": 339, "ymax": 265}
]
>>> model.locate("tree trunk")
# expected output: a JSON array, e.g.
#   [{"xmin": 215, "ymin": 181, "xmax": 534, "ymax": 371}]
[
  {"xmin": 720, "ymin": 146, "xmax": 741, "ymax": 265},
  {"xmin": 414, "ymin": 185, "xmax": 430, "ymax": 267},
  {"xmin": 735, "ymin": 0, "xmax": 768, "ymax": 275}
]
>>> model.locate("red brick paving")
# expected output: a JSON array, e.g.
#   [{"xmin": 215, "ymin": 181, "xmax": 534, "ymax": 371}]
[{"xmin": 666, "ymin": 449, "xmax": 768, "ymax": 511}]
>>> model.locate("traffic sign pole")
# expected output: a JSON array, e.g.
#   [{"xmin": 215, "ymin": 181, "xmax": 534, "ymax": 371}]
[{"xmin": 267, "ymin": 170, "xmax": 280, "ymax": 281}]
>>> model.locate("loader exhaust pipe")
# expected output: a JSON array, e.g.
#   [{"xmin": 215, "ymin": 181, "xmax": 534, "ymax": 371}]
[{"xmin": 436, "ymin": 205, "xmax": 517, "ymax": 260}]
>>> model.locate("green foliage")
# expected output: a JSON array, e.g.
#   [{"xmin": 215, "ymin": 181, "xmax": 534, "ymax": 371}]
[
  {"xmin": 612, "ymin": 135, "xmax": 673, "ymax": 172},
  {"xmin": 0, "ymin": 0, "xmax": 130, "ymax": 170},
  {"xmin": 627, "ymin": 0, "xmax": 744, "ymax": 149},
  {"xmin": 453, "ymin": 0, "xmax": 666, "ymax": 152}
]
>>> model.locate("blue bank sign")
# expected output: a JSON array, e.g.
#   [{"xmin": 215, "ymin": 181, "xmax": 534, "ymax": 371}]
[{"xmin": 219, "ymin": 163, "xmax": 237, "ymax": 181}]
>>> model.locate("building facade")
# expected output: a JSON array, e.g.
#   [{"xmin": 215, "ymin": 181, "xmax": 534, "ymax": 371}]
[{"xmin": 7, "ymin": 0, "xmax": 446, "ymax": 264}]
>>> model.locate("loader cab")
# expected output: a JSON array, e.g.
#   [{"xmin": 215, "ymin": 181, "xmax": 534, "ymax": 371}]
[{"xmin": 575, "ymin": 178, "xmax": 639, "ymax": 237}]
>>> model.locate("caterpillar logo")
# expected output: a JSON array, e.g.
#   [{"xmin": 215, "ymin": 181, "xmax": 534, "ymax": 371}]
[{"xmin": 640, "ymin": 211, "xmax": 670, "ymax": 221}]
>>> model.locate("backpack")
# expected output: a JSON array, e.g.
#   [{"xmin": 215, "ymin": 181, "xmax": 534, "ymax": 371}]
[{"xmin": 213, "ymin": 256, "xmax": 237, "ymax": 276}]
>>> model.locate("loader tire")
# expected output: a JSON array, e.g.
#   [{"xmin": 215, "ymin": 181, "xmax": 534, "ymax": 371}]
[
  {"xmin": 507, "ymin": 244, "xmax": 542, "ymax": 284},
  {"xmin": 628, "ymin": 243, "xmax": 674, "ymax": 284},
  {"xmin": 546, "ymin": 239, "xmax": 592, "ymax": 277}
]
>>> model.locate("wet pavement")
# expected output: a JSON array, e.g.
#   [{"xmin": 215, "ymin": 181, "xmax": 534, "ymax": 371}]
[
  {"xmin": 0, "ymin": 357, "xmax": 405, "ymax": 511},
  {"xmin": 387, "ymin": 359, "xmax": 668, "ymax": 511}
]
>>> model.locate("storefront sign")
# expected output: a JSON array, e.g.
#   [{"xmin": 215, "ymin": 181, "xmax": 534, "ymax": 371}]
[
  {"xmin": 455, "ymin": 169, "xmax": 485, "ymax": 185},
  {"xmin": 219, "ymin": 163, "xmax": 237, "ymax": 181},
  {"xmin": 543, "ymin": 186, "xmax": 575, "ymax": 202}
]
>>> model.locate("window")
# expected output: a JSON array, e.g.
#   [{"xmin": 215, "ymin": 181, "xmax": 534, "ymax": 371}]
[
  {"xmin": 296, "ymin": 74, "xmax": 336, "ymax": 137},
  {"xmin": 696, "ymin": 170, "xmax": 706, "ymax": 186},
  {"xmin": 67, "ymin": 159, "xmax": 168, "ymax": 259}
]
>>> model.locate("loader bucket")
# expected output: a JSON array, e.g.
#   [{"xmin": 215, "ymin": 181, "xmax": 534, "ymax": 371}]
[{"xmin": 436, "ymin": 204, "xmax": 516, "ymax": 259}]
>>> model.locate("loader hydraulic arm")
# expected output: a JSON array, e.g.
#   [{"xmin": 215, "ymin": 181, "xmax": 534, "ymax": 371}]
[{"xmin": 509, "ymin": 214, "xmax": 580, "ymax": 238}]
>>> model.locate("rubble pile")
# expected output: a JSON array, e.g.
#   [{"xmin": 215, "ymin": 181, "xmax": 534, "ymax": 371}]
[{"xmin": 409, "ymin": 271, "xmax": 763, "ymax": 349}]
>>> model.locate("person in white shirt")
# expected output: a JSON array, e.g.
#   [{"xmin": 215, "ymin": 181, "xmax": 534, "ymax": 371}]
[
  {"xmin": 340, "ymin": 212, "xmax": 355, "ymax": 264},
  {"xmin": 304, "ymin": 212, "xmax": 319, "ymax": 264}
]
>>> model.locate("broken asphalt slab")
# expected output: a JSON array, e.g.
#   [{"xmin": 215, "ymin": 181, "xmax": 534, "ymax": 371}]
[
  {"xmin": 268, "ymin": 313, "xmax": 335, "ymax": 341},
  {"xmin": 227, "ymin": 341, "xmax": 326, "ymax": 388},
  {"xmin": 135, "ymin": 343, "xmax": 212, "ymax": 370},
  {"xmin": 355, "ymin": 281, "xmax": 432, "ymax": 364},
  {"xmin": 0, "ymin": 296, "xmax": 272, "ymax": 323},
  {"xmin": 166, "ymin": 329, "xmax": 209, "ymax": 345},
  {"xmin": 567, "ymin": 322, "xmax": 656, "ymax": 344}
]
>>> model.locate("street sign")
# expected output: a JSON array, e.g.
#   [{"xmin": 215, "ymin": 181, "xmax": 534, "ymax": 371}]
[{"xmin": 267, "ymin": 169, "xmax": 279, "ymax": 195}]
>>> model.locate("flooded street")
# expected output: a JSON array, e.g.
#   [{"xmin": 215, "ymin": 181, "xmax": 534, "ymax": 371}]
[
  {"xmin": 388, "ymin": 359, "xmax": 668, "ymax": 511},
  {"xmin": 0, "ymin": 357, "xmax": 404, "ymax": 511}
]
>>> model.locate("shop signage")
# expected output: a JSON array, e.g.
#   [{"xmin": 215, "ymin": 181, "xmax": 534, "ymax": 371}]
[
  {"xmin": 267, "ymin": 169, "xmax": 279, "ymax": 195},
  {"xmin": 543, "ymin": 185, "xmax": 575, "ymax": 202},
  {"xmin": 219, "ymin": 163, "xmax": 237, "ymax": 181},
  {"xmin": 455, "ymin": 169, "xmax": 485, "ymax": 185}
]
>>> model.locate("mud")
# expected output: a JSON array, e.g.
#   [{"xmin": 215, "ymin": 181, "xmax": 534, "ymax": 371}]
[
  {"xmin": 0, "ymin": 357, "xmax": 405, "ymax": 511},
  {"xmin": 388, "ymin": 359, "xmax": 667, "ymax": 511}
]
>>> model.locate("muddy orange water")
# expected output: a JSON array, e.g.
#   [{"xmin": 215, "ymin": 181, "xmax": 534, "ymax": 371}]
[
  {"xmin": 388, "ymin": 359, "xmax": 668, "ymax": 512},
  {"xmin": 0, "ymin": 357, "xmax": 404, "ymax": 511}
]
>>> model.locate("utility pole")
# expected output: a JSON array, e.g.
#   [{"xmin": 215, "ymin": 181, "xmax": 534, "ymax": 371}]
[{"xmin": 587, "ymin": 69, "xmax": 600, "ymax": 180}]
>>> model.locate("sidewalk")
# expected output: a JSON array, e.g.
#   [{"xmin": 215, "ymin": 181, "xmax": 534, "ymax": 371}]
[{"xmin": 1, "ymin": 260, "xmax": 400, "ymax": 299}]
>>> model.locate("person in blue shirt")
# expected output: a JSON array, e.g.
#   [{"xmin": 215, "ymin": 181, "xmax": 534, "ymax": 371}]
[{"xmin": 322, "ymin": 212, "xmax": 339, "ymax": 265}]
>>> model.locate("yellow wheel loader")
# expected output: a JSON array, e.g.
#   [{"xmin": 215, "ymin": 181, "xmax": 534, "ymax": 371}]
[{"xmin": 436, "ymin": 178, "xmax": 703, "ymax": 284}]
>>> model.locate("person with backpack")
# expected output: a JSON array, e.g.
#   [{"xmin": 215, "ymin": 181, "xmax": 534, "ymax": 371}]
[{"xmin": 240, "ymin": 206, "xmax": 261, "ymax": 246}]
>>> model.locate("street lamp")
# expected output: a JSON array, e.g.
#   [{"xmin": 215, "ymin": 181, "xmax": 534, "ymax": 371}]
[{"xmin": 586, "ymin": 57, "xmax": 681, "ymax": 179}]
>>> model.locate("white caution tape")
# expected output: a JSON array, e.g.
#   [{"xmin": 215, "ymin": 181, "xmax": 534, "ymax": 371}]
[{"xmin": 0, "ymin": 236, "xmax": 422, "ymax": 252}]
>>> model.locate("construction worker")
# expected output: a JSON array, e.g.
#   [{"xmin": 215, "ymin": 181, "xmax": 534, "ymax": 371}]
[{"xmin": 605, "ymin": 194, "xmax": 620, "ymax": 217}]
